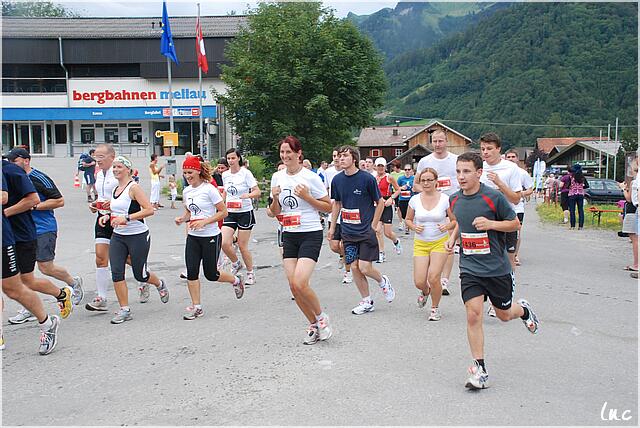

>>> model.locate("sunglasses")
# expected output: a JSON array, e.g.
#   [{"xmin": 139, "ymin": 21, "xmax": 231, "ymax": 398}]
[
  {"xmin": 421, "ymin": 178, "xmax": 436, "ymax": 183},
  {"xmin": 404, "ymin": 168, "xmax": 411, "ymax": 171}
]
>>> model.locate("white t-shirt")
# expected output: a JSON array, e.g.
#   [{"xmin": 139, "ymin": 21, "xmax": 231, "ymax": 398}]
[
  {"xmin": 182, "ymin": 182, "xmax": 223, "ymax": 237},
  {"xmin": 480, "ymin": 159, "xmax": 523, "ymax": 208},
  {"xmin": 408, "ymin": 193, "xmax": 449, "ymax": 242},
  {"xmin": 95, "ymin": 167, "xmax": 118, "ymax": 215},
  {"xmin": 514, "ymin": 167, "xmax": 534, "ymax": 214},
  {"xmin": 222, "ymin": 168, "xmax": 258, "ymax": 213},
  {"xmin": 270, "ymin": 167, "xmax": 328, "ymax": 233},
  {"xmin": 416, "ymin": 152, "xmax": 459, "ymax": 196},
  {"xmin": 632, "ymin": 177, "xmax": 638, "ymax": 207}
]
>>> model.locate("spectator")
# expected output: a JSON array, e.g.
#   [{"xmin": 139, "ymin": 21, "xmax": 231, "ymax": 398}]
[{"xmin": 621, "ymin": 158, "xmax": 638, "ymax": 274}]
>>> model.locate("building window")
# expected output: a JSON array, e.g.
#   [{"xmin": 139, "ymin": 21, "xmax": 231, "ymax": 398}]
[
  {"xmin": 395, "ymin": 148, "xmax": 403, "ymax": 157},
  {"xmin": 104, "ymin": 127, "xmax": 119, "ymax": 143},
  {"xmin": 128, "ymin": 127, "xmax": 143, "ymax": 143},
  {"xmin": 80, "ymin": 129, "xmax": 94, "ymax": 144},
  {"xmin": 370, "ymin": 149, "xmax": 381, "ymax": 157}
]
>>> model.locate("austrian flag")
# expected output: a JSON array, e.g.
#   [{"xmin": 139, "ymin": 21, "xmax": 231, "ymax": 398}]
[{"xmin": 196, "ymin": 17, "xmax": 208, "ymax": 73}]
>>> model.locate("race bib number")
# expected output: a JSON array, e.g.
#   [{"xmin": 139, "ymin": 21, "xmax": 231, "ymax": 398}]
[
  {"xmin": 437, "ymin": 177, "xmax": 452, "ymax": 191},
  {"xmin": 341, "ymin": 208, "xmax": 361, "ymax": 224},
  {"xmin": 96, "ymin": 199, "xmax": 110, "ymax": 215},
  {"xmin": 281, "ymin": 212, "xmax": 301, "ymax": 231},
  {"xmin": 461, "ymin": 232, "xmax": 490, "ymax": 255},
  {"xmin": 226, "ymin": 200, "xmax": 243, "ymax": 211},
  {"xmin": 400, "ymin": 190, "xmax": 412, "ymax": 198}
]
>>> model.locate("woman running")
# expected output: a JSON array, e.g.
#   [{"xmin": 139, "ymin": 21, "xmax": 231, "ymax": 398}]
[
  {"xmin": 397, "ymin": 164, "xmax": 415, "ymax": 235},
  {"xmin": 174, "ymin": 156, "xmax": 245, "ymax": 320},
  {"xmin": 405, "ymin": 167, "xmax": 456, "ymax": 321},
  {"xmin": 373, "ymin": 157, "xmax": 402, "ymax": 262},
  {"xmin": 99, "ymin": 156, "xmax": 169, "ymax": 324},
  {"xmin": 270, "ymin": 136, "xmax": 333, "ymax": 344},
  {"xmin": 221, "ymin": 149, "xmax": 261, "ymax": 285}
]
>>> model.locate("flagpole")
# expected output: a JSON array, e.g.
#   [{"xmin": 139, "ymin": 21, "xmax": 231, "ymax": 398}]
[
  {"xmin": 167, "ymin": 57, "xmax": 174, "ymax": 158},
  {"xmin": 198, "ymin": 3, "xmax": 204, "ymax": 159}
]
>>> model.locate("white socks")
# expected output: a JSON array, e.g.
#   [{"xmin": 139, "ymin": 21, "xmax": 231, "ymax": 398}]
[{"xmin": 95, "ymin": 267, "xmax": 111, "ymax": 299}]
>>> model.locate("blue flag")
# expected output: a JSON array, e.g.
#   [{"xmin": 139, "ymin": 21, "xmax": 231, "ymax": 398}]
[{"xmin": 161, "ymin": 1, "xmax": 179, "ymax": 64}]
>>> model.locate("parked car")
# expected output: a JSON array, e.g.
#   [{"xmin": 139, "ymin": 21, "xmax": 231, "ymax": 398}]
[{"xmin": 585, "ymin": 178, "xmax": 624, "ymax": 204}]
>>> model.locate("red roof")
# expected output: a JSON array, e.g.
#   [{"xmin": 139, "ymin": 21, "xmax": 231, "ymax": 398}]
[{"xmin": 536, "ymin": 137, "xmax": 609, "ymax": 154}]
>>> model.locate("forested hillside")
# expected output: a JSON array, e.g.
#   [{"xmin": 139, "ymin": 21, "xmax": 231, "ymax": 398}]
[{"xmin": 382, "ymin": 2, "xmax": 637, "ymax": 147}]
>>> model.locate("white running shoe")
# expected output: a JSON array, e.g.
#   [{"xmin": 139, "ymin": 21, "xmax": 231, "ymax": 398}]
[
  {"xmin": 375, "ymin": 251, "xmax": 386, "ymax": 263},
  {"xmin": 303, "ymin": 325, "xmax": 319, "ymax": 345},
  {"xmin": 417, "ymin": 293, "xmax": 428, "ymax": 309},
  {"xmin": 138, "ymin": 283, "xmax": 150, "ymax": 303},
  {"xmin": 518, "ymin": 298, "xmax": 540, "ymax": 334},
  {"xmin": 245, "ymin": 271, "xmax": 255, "ymax": 286},
  {"xmin": 393, "ymin": 240, "xmax": 402, "ymax": 255},
  {"xmin": 337, "ymin": 256, "xmax": 345, "ymax": 270},
  {"xmin": 351, "ymin": 300, "xmax": 375, "ymax": 315},
  {"xmin": 342, "ymin": 271, "xmax": 353, "ymax": 284},
  {"xmin": 428, "ymin": 307, "xmax": 442, "ymax": 321},
  {"xmin": 9, "ymin": 308, "xmax": 37, "ymax": 324},
  {"xmin": 465, "ymin": 361, "xmax": 489, "ymax": 389},
  {"xmin": 487, "ymin": 305, "xmax": 496, "ymax": 318},
  {"xmin": 441, "ymin": 278, "xmax": 450, "ymax": 296},
  {"xmin": 380, "ymin": 275, "xmax": 395, "ymax": 303},
  {"xmin": 317, "ymin": 316, "xmax": 332, "ymax": 341}
]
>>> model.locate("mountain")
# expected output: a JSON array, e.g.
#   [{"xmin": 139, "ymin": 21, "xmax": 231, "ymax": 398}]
[
  {"xmin": 348, "ymin": 2, "xmax": 509, "ymax": 61},
  {"xmin": 382, "ymin": 2, "xmax": 638, "ymax": 147}
]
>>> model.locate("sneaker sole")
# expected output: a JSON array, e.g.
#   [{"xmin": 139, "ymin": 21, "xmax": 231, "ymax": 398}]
[
  {"xmin": 85, "ymin": 304, "xmax": 108, "ymax": 312},
  {"xmin": 39, "ymin": 316, "xmax": 60, "ymax": 356},
  {"xmin": 183, "ymin": 313, "xmax": 203, "ymax": 320},
  {"xmin": 8, "ymin": 316, "xmax": 37, "ymax": 325},
  {"xmin": 352, "ymin": 307, "xmax": 375, "ymax": 315},
  {"xmin": 110, "ymin": 316, "xmax": 132, "ymax": 324},
  {"xmin": 318, "ymin": 328, "xmax": 332, "ymax": 341},
  {"xmin": 465, "ymin": 380, "xmax": 488, "ymax": 390}
]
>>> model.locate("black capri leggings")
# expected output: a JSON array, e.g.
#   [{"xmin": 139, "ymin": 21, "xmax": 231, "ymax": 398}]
[
  {"xmin": 398, "ymin": 199, "xmax": 410, "ymax": 219},
  {"xmin": 110, "ymin": 231, "xmax": 151, "ymax": 283},
  {"xmin": 186, "ymin": 234, "xmax": 222, "ymax": 281}
]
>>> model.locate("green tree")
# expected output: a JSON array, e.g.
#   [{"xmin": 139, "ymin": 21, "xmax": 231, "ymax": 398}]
[
  {"xmin": 216, "ymin": 2, "xmax": 387, "ymax": 164},
  {"xmin": 2, "ymin": 0, "xmax": 78, "ymax": 17}
]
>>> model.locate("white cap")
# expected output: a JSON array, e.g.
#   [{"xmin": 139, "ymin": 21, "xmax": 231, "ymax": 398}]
[{"xmin": 374, "ymin": 157, "xmax": 387, "ymax": 166}]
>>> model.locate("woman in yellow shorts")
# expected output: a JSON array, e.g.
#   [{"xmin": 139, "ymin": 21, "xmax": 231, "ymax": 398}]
[{"xmin": 405, "ymin": 168, "xmax": 456, "ymax": 321}]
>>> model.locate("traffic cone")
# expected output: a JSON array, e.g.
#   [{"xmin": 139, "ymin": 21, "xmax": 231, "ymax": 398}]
[{"xmin": 74, "ymin": 175, "xmax": 80, "ymax": 188}]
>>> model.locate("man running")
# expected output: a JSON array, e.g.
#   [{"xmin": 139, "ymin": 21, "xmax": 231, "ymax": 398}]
[
  {"xmin": 329, "ymin": 146, "xmax": 395, "ymax": 315},
  {"xmin": 447, "ymin": 152, "xmax": 539, "ymax": 390},
  {"xmin": 415, "ymin": 129, "xmax": 459, "ymax": 295},
  {"xmin": 81, "ymin": 149, "xmax": 98, "ymax": 202},
  {"xmin": 6, "ymin": 148, "xmax": 83, "ymax": 324},
  {"xmin": 505, "ymin": 149, "xmax": 534, "ymax": 266}
]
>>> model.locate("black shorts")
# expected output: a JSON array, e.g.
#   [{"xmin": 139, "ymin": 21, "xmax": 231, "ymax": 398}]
[
  {"xmin": 15, "ymin": 240, "xmax": 37, "ymax": 274},
  {"xmin": 95, "ymin": 214, "xmax": 114, "ymax": 244},
  {"xmin": 343, "ymin": 230, "xmax": 379, "ymax": 264},
  {"xmin": 505, "ymin": 231, "xmax": 517, "ymax": 253},
  {"xmin": 223, "ymin": 211, "xmax": 256, "ymax": 231},
  {"xmin": 2, "ymin": 245, "xmax": 19, "ymax": 279},
  {"xmin": 398, "ymin": 199, "xmax": 410, "ymax": 219},
  {"xmin": 381, "ymin": 204, "xmax": 394, "ymax": 224},
  {"xmin": 282, "ymin": 230, "xmax": 323, "ymax": 262},
  {"xmin": 560, "ymin": 192, "xmax": 569, "ymax": 211},
  {"xmin": 460, "ymin": 272, "xmax": 515, "ymax": 310},
  {"xmin": 517, "ymin": 212, "xmax": 524, "ymax": 223},
  {"xmin": 329, "ymin": 222, "xmax": 342, "ymax": 241}
]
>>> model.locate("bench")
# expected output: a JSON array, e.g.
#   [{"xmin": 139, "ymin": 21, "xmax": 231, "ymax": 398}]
[{"xmin": 588, "ymin": 206, "xmax": 623, "ymax": 226}]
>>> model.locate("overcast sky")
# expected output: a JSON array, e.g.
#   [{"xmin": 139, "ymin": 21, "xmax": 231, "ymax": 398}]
[{"xmin": 56, "ymin": 0, "xmax": 398, "ymax": 18}]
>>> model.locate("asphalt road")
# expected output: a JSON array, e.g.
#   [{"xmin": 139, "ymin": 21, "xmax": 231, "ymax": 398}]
[{"xmin": 2, "ymin": 157, "xmax": 637, "ymax": 426}]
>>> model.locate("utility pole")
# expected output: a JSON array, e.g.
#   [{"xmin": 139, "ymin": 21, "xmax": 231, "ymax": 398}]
[
  {"xmin": 613, "ymin": 117, "xmax": 619, "ymax": 181},
  {"xmin": 606, "ymin": 124, "xmax": 611, "ymax": 179},
  {"xmin": 598, "ymin": 129, "xmax": 602, "ymax": 178}
]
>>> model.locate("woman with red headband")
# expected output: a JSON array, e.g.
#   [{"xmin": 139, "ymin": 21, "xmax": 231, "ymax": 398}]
[
  {"xmin": 270, "ymin": 136, "xmax": 333, "ymax": 344},
  {"xmin": 175, "ymin": 156, "xmax": 245, "ymax": 320}
]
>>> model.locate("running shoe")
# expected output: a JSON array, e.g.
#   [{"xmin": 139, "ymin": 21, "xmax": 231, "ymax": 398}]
[
  {"xmin": 231, "ymin": 260, "xmax": 244, "ymax": 275},
  {"xmin": 317, "ymin": 315, "xmax": 332, "ymax": 341},
  {"xmin": 0, "ymin": 333, "xmax": 4, "ymax": 351},
  {"xmin": 8, "ymin": 308, "xmax": 37, "ymax": 324},
  {"xmin": 465, "ymin": 360, "xmax": 489, "ymax": 389},
  {"xmin": 351, "ymin": 300, "xmax": 375, "ymax": 315},
  {"xmin": 337, "ymin": 256, "xmax": 345, "ymax": 270},
  {"xmin": 110, "ymin": 308, "xmax": 132, "ymax": 324},
  {"xmin": 441, "ymin": 278, "xmax": 450, "ymax": 296},
  {"xmin": 183, "ymin": 306, "xmax": 204, "ymax": 320},
  {"xmin": 38, "ymin": 315, "xmax": 60, "ymax": 355},
  {"xmin": 380, "ymin": 275, "xmax": 395, "ymax": 303},
  {"xmin": 397, "ymin": 222, "xmax": 404, "ymax": 231},
  {"xmin": 245, "ymin": 271, "xmax": 255, "ymax": 286},
  {"xmin": 233, "ymin": 274, "xmax": 245, "ymax": 299},
  {"xmin": 57, "ymin": 286, "xmax": 74, "ymax": 319},
  {"xmin": 454, "ymin": 244, "xmax": 460, "ymax": 255},
  {"xmin": 71, "ymin": 276, "xmax": 84, "ymax": 305},
  {"xmin": 417, "ymin": 293, "xmax": 428, "ymax": 309},
  {"xmin": 156, "ymin": 279, "xmax": 169, "ymax": 303},
  {"xmin": 179, "ymin": 271, "xmax": 188, "ymax": 280},
  {"xmin": 303, "ymin": 325, "xmax": 319, "ymax": 345},
  {"xmin": 487, "ymin": 305, "xmax": 496, "ymax": 318},
  {"xmin": 428, "ymin": 307, "xmax": 442, "ymax": 321},
  {"xmin": 342, "ymin": 271, "xmax": 353, "ymax": 284},
  {"xmin": 138, "ymin": 283, "xmax": 150, "ymax": 303},
  {"xmin": 85, "ymin": 295, "xmax": 108, "ymax": 312},
  {"xmin": 517, "ymin": 298, "xmax": 540, "ymax": 334},
  {"xmin": 393, "ymin": 240, "xmax": 402, "ymax": 255}
]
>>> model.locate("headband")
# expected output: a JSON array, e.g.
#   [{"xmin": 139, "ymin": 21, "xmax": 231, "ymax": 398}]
[{"xmin": 114, "ymin": 155, "xmax": 132, "ymax": 170}]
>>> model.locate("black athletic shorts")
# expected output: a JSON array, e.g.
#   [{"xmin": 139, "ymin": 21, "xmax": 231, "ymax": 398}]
[
  {"xmin": 95, "ymin": 214, "xmax": 114, "ymax": 244},
  {"xmin": 15, "ymin": 240, "xmax": 37, "ymax": 274},
  {"xmin": 381, "ymin": 204, "xmax": 394, "ymax": 224},
  {"xmin": 560, "ymin": 192, "xmax": 569, "ymax": 211},
  {"xmin": 398, "ymin": 199, "xmax": 410, "ymax": 219},
  {"xmin": 223, "ymin": 211, "xmax": 256, "ymax": 231},
  {"xmin": 2, "ymin": 245, "xmax": 19, "ymax": 279},
  {"xmin": 505, "ymin": 231, "xmax": 517, "ymax": 253},
  {"xmin": 329, "ymin": 222, "xmax": 342, "ymax": 241},
  {"xmin": 282, "ymin": 230, "xmax": 323, "ymax": 262},
  {"xmin": 343, "ymin": 229, "xmax": 379, "ymax": 264},
  {"xmin": 460, "ymin": 272, "xmax": 515, "ymax": 310}
]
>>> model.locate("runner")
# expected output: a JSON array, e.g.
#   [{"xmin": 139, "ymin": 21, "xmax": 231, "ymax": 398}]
[
  {"xmin": 81, "ymin": 149, "xmax": 98, "ymax": 202},
  {"xmin": 2, "ymin": 156, "xmax": 73, "ymax": 321},
  {"xmin": 373, "ymin": 157, "xmax": 402, "ymax": 263},
  {"xmin": 270, "ymin": 136, "xmax": 333, "ymax": 344},
  {"xmin": 329, "ymin": 146, "xmax": 395, "ymax": 315},
  {"xmin": 6, "ymin": 149, "xmax": 83, "ymax": 325},
  {"xmin": 405, "ymin": 167, "xmax": 456, "ymax": 321},
  {"xmin": 415, "ymin": 129, "xmax": 460, "ymax": 296},
  {"xmin": 85, "ymin": 143, "xmax": 118, "ymax": 312},
  {"xmin": 2, "ymin": 174, "xmax": 60, "ymax": 355},
  {"xmin": 175, "ymin": 155, "xmax": 245, "ymax": 320},
  {"xmin": 101, "ymin": 156, "xmax": 168, "ymax": 324},
  {"xmin": 447, "ymin": 152, "xmax": 539, "ymax": 390},
  {"xmin": 396, "ymin": 164, "xmax": 415, "ymax": 235},
  {"xmin": 221, "ymin": 148, "xmax": 261, "ymax": 286},
  {"xmin": 505, "ymin": 149, "xmax": 534, "ymax": 266},
  {"xmin": 389, "ymin": 161, "xmax": 404, "ymax": 231},
  {"xmin": 364, "ymin": 157, "xmax": 376, "ymax": 175},
  {"xmin": 149, "ymin": 154, "xmax": 165, "ymax": 210}
]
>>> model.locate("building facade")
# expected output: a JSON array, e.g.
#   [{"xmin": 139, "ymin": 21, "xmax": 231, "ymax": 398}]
[{"xmin": 1, "ymin": 16, "xmax": 246, "ymax": 158}]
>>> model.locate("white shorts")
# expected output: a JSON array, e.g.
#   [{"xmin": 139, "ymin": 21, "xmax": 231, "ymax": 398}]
[{"xmin": 150, "ymin": 182, "xmax": 160, "ymax": 203}]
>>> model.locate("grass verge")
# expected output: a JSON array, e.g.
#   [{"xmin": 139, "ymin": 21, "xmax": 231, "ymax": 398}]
[{"xmin": 536, "ymin": 201, "xmax": 623, "ymax": 231}]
